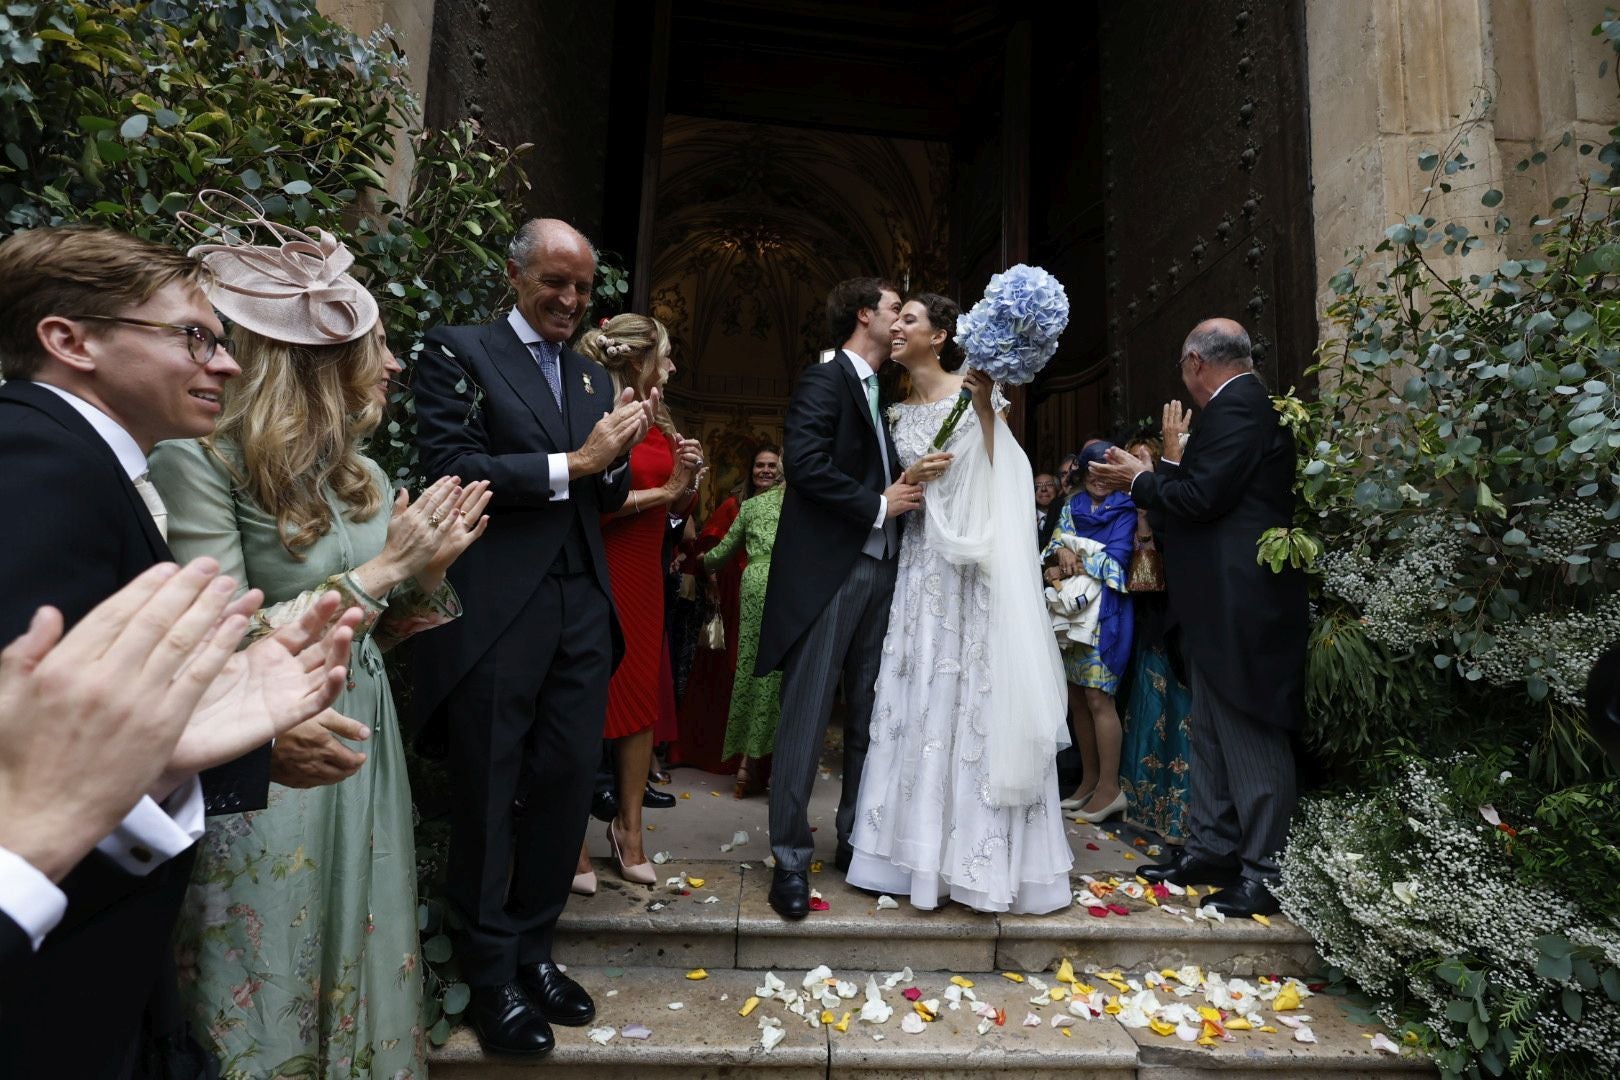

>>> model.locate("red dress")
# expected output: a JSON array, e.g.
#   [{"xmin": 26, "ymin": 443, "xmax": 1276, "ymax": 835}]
[
  {"xmin": 675, "ymin": 496, "xmax": 744, "ymax": 773},
  {"xmin": 602, "ymin": 429, "xmax": 675, "ymax": 739}
]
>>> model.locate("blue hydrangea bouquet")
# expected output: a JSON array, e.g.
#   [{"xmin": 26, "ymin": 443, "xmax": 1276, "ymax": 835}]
[{"xmin": 931, "ymin": 263, "xmax": 1070, "ymax": 449}]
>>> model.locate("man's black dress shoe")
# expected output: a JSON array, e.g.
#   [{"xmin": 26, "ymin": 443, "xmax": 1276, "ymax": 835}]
[
  {"xmin": 518, "ymin": 961, "xmax": 596, "ymax": 1026},
  {"xmin": 1140, "ymin": 849, "xmax": 1242, "ymax": 888},
  {"xmin": 642, "ymin": 782, "xmax": 677, "ymax": 809},
  {"xmin": 834, "ymin": 844, "xmax": 854, "ymax": 873},
  {"xmin": 769, "ymin": 868, "xmax": 810, "ymax": 919},
  {"xmin": 466, "ymin": 983, "xmax": 554, "ymax": 1057},
  {"xmin": 1204, "ymin": 878, "xmax": 1281, "ymax": 918},
  {"xmin": 590, "ymin": 788, "xmax": 619, "ymax": 824}
]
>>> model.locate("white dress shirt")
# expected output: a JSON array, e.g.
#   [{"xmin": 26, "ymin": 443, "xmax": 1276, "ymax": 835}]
[
  {"xmin": 844, "ymin": 350, "xmax": 890, "ymax": 531},
  {"xmin": 506, "ymin": 309, "xmax": 578, "ymax": 501},
  {"xmin": 0, "ymin": 383, "xmax": 207, "ymax": 951}
]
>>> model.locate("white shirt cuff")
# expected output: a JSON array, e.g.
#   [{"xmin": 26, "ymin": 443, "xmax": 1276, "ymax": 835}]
[
  {"xmin": 873, "ymin": 495, "xmax": 887, "ymax": 529},
  {"xmin": 0, "ymin": 846, "xmax": 67, "ymax": 950},
  {"xmin": 93, "ymin": 778, "xmax": 205, "ymax": 876},
  {"xmin": 547, "ymin": 453, "xmax": 571, "ymax": 501}
]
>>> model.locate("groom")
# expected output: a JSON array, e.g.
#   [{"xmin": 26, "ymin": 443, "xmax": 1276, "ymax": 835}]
[{"xmin": 756, "ymin": 277, "xmax": 923, "ymax": 919}]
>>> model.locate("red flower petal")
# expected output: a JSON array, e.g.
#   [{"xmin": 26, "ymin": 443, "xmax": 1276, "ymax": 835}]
[
  {"xmin": 903, "ymin": 987, "xmax": 922, "ymax": 1001},
  {"xmin": 1107, "ymin": 903, "xmax": 1130, "ymax": 916},
  {"xmin": 1086, "ymin": 843, "xmax": 1100, "ymax": 851},
  {"xmin": 1087, "ymin": 906, "xmax": 1109, "ymax": 918},
  {"xmin": 809, "ymin": 898, "xmax": 830, "ymax": 911}
]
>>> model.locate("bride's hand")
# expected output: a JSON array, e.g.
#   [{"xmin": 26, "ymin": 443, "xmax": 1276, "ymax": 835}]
[
  {"xmin": 902, "ymin": 452, "xmax": 953, "ymax": 485},
  {"xmin": 963, "ymin": 369, "xmax": 995, "ymax": 415}
]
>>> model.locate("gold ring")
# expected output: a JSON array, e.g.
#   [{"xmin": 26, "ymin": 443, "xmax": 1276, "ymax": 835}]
[{"xmin": 429, "ymin": 513, "xmax": 444, "ymax": 527}]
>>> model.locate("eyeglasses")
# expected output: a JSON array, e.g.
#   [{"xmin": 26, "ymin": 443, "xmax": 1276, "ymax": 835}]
[
  {"xmin": 1171, "ymin": 350, "xmax": 1195, "ymax": 375},
  {"xmin": 74, "ymin": 315, "xmax": 221, "ymax": 365}
]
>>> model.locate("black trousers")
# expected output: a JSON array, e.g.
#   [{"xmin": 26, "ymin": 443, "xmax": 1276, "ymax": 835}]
[{"xmin": 445, "ymin": 572, "xmax": 613, "ymax": 986}]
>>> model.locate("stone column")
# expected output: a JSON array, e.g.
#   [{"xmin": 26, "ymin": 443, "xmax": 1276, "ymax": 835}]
[{"xmin": 1305, "ymin": 0, "xmax": 1618, "ymax": 318}]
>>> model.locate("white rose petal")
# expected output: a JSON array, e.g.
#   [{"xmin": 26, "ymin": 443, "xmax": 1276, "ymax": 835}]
[
  {"xmin": 588, "ymin": 1026, "xmax": 616, "ymax": 1045},
  {"xmin": 900, "ymin": 1012, "xmax": 926, "ymax": 1035}
]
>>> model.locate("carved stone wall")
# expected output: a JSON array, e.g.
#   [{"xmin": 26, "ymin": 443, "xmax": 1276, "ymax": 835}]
[
  {"xmin": 317, "ymin": 0, "xmax": 436, "ymax": 202},
  {"xmin": 1306, "ymin": 0, "xmax": 1619, "ymax": 317}
]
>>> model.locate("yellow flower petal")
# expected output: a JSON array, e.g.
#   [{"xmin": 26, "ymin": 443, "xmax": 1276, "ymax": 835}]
[
  {"xmin": 1184, "ymin": 886, "xmax": 1199, "ymax": 899},
  {"xmin": 680, "ymin": 792, "xmax": 691, "ymax": 799},
  {"xmin": 1259, "ymin": 1025, "xmax": 1279, "ymax": 1034},
  {"xmin": 739, "ymin": 996, "xmax": 760, "ymax": 1017},
  {"xmin": 1075, "ymin": 983, "xmax": 1096, "ymax": 996},
  {"xmin": 686, "ymin": 968, "xmax": 709, "ymax": 980},
  {"xmin": 1104, "ymin": 998, "xmax": 1122, "ymax": 1016},
  {"xmin": 1198, "ymin": 1006, "xmax": 1223, "ymax": 1024},
  {"xmin": 1122, "ymin": 853, "xmax": 1136, "ymax": 860},
  {"xmin": 950, "ymin": 975, "xmax": 975, "ymax": 989},
  {"xmin": 686, "ymin": 877, "xmax": 706, "ymax": 889},
  {"xmin": 1055, "ymin": 959, "xmax": 1077, "ymax": 985},
  {"xmin": 1061, "ymin": 1027, "xmax": 1072, "ymax": 1037},
  {"xmin": 1251, "ymin": 913, "xmax": 1272, "ymax": 927},
  {"xmin": 1150, "ymin": 1018, "xmax": 1177, "ymax": 1037},
  {"xmin": 1197, "ymin": 1036, "xmax": 1217, "ymax": 1047},
  {"xmin": 1227, "ymin": 1017, "xmax": 1252, "ymax": 1031},
  {"xmin": 834, "ymin": 1011, "xmax": 852, "ymax": 1033},
  {"xmin": 1273, "ymin": 985, "xmax": 1302, "ymax": 1011},
  {"xmin": 1050, "ymin": 987, "xmax": 1067, "ymax": 1001},
  {"xmin": 1001, "ymin": 972, "xmax": 1025, "ymax": 983},
  {"xmin": 914, "ymin": 1001, "xmax": 937, "ymax": 1022},
  {"xmin": 821, "ymin": 1010, "xmax": 835, "ymax": 1025},
  {"xmin": 810, "ymin": 861, "xmax": 823, "ymax": 873}
]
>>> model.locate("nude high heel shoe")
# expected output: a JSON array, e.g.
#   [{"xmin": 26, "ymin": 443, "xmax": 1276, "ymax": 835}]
[
  {"xmin": 607, "ymin": 822, "xmax": 656, "ymax": 885},
  {"xmin": 571, "ymin": 870, "xmax": 598, "ymax": 897},
  {"xmin": 1070, "ymin": 790, "xmax": 1128, "ymax": 824}
]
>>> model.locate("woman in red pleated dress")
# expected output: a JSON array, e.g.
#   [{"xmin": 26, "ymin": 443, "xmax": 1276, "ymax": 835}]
[{"xmin": 573, "ymin": 314, "xmax": 702, "ymax": 888}]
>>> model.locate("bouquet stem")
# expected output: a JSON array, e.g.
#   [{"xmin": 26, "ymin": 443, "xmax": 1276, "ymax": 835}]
[{"xmin": 931, "ymin": 387, "xmax": 974, "ymax": 450}]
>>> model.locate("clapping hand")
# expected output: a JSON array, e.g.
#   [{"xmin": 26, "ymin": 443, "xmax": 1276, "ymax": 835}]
[
  {"xmin": 573, "ymin": 387, "xmax": 651, "ymax": 476},
  {"xmin": 416, "ymin": 479, "xmax": 494, "ymax": 593},
  {"xmin": 0, "ymin": 561, "xmax": 251, "ymax": 880},
  {"xmin": 161, "ymin": 592, "xmax": 363, "ymax": 791},
  {"xmin": 668, "ymin": 435, "xmax": 704, "ymax": 493},
  {"xmin": 1161, "ymin": 400, "xmax": 1192, "ymax": 463},
  {"xmin": 355, "ymin": 477, "xmax": 463, "ymax": 599}
]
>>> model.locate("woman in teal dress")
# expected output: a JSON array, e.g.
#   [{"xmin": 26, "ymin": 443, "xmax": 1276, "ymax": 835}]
[
  {"xmin": 1116, "ymin": 437, "xmax": 1193, "ymax": 841},
  {"xmin": 154, "ymin": 200, "xmax": 491, "ymax": 1079},
  {"xmin": 703, "ymin": 471, "xmax": 785, "ymax": 798}
]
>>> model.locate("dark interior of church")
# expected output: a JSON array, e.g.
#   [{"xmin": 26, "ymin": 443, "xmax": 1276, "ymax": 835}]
[{"xmin": 426, "ymin": 0, "xmax": 1316, "ymax": 490}]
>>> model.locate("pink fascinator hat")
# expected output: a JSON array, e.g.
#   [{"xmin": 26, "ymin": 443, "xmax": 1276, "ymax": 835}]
[{"xmin": 178, "ymin": 189, "xmax": 379, "ymax": 346}]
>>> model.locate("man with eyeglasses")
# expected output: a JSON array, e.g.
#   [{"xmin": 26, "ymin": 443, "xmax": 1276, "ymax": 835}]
[
  {"xmin": 412, "ymin": 217, "xmax": 656, "ymax": 1058},
  {"xmin": 0, "ymin": 225, "xmax": 365, "ymax": 1076}
]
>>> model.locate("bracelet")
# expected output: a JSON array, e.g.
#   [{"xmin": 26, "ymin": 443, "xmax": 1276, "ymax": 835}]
[{"xmin": 631, "ymin": 490, "xmax": 640, "ymax": 513}]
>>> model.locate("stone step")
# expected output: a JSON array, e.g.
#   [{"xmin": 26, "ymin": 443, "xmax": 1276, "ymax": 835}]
[
  {"xmin": 428, "ymin": 964, "xmax": 1435, "ymax": 1078},
  {"xmin": 556, "ymin": 861, "xmax": 1321, "ymax": 977}
]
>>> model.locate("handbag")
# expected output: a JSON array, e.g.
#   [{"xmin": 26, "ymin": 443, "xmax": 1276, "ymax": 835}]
[
  {"xmin": 701, "ymin": 611, "xmax": 726, "ymax": 650},
  {"xmin": 1127, "ymin": 535, "xmax": 1165, "ymax": 592}
]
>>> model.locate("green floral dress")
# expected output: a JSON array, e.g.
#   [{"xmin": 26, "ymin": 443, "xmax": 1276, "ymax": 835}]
[
  {"xmin": 149, "ymin": 438, "xmax": 459, "ymax": 1080},
  {"xmin": 704, "ymin": 484, "xmax": 784, "ymax": 760}
]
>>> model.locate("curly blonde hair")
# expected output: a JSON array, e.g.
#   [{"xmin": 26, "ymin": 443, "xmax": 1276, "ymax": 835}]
[
  {"xmin": 208, "ymin": 324, "xmax": 388, "ymax": 556},
  {"xmin": 574, "ymin": 314, "xmax": 676, "ymax": 437}
]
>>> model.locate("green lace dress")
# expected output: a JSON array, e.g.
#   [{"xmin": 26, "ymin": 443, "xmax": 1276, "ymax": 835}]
[
  {"xmin": 149, "ymin": 438, "xmax": 459, "ymax": 1080},
  {"xmin": 704, "ymin": 484, "xmax": 784, "ymax": 760}
]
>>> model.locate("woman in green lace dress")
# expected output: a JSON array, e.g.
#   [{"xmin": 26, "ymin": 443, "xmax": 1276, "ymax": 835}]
[
  {"xmin": 704, "ymin": 473, "xmax": 785, "ymax": 797},
  {"xmin": 153, "ymin": 203, "xmax": 491, "ymax": 1079}
]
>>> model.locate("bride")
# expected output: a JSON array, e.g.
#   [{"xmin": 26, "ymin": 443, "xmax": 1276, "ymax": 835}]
[{"xmin": 845, "ymin": 292, "xmax": 1073, "ymax": 914}]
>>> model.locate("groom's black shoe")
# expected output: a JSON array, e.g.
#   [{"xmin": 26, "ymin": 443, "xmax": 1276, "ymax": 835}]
[
  {"xmin": 466, "ymin": 982, "xmax": 554, "ymax": 1057},
  {"xmin": 1140, "ymin": 849, "xmax": 1241, "ymax": 889},
  {"xmin": 769, "ymin": 869, "xmax": 810, "ymax": 919},
  {"xmin": 519, "ymin": 961, "xmax": 596, "ymax": 1026},
  {"xmin": 834, "ymin": 843, "xmax": 854, "ymax": 873},
  {"xmin": 1205, "ymin": 878, "xmax": 1282, "ymax": 918}
]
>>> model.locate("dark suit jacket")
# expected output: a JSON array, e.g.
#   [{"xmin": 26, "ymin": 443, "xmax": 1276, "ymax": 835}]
[
  {"xmin": 1036, "ymin": 504, "xmax": 1061, "ymax": 553},
  {"xmin": 1129, "ymin": 372, "xmax": 1308, "ymax": 728},
  {"xmin": 411, "ymin": 318, "xmax": 629, "ymax": 726},
  {"xmin": 756, "ymin": 352, "xmax": 900, "ymax": 674},
  {"xmin": 0, "ymin": 910, "xmax": 27, "ymax": 972},
  {"xmin": 0, "ymin": 380, "xmax": 268, "ymax": 1076}
]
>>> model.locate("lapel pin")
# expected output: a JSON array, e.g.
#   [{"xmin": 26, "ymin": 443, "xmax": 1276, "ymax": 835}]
[{"xmin": 582, "ymin": 372, "xmax": 596, "ymax": 395}]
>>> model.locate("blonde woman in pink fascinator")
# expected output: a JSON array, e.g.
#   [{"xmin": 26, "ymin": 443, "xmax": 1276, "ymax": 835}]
[{"xmin": 151, "ymin": 189, "xmax": 493, "ymax": 1077}]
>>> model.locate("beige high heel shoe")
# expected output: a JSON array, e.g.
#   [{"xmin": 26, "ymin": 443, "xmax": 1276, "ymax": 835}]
[
  {"xmin": 607, "ymin": 822, "xmax": 656, "ymax": 885},
  {"xmin": 571, "ymin": 870, "xmax": 598, "ymax": 896}
]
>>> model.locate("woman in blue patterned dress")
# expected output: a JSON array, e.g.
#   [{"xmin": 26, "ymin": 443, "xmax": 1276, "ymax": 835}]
[{"xmin": 1043, "ymin": 441, "xmax": 1136, "ymax": 824}]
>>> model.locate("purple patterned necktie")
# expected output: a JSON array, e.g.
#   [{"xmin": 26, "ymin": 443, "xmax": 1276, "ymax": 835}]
[{"xmin": 532, "ymin": 339, "xmax": 563, "ymax": 410}]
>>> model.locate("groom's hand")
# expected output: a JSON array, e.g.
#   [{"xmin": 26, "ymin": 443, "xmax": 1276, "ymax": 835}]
[{"xmin": 883, "ymin": 480, "xmax": 923, "ymax": 517}]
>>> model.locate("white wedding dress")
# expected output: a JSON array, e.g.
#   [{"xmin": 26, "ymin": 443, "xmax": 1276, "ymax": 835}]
[{"xmin": 846, "ymin": 392, "xmax": 1074, "ymax": 914}]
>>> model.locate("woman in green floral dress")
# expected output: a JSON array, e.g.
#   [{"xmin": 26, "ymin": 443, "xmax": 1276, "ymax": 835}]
[
  {"xmin": 704, "ymin": 476, "xmax": 785, "ymax": 797},
  {"xmin": 153, "ymin": 204, "xmax": 491, "ymax": 1079}
]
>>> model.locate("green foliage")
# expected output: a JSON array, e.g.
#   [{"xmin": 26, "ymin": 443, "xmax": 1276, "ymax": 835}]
[{"xmin": 1278, "ymin": 758, "xmax": 1620, "ymax": 1080}]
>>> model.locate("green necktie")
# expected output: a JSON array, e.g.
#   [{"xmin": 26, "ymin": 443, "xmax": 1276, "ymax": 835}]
[{"xmin": 864, "ymin": 373, "xmax": 880, "ymax": 429}]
